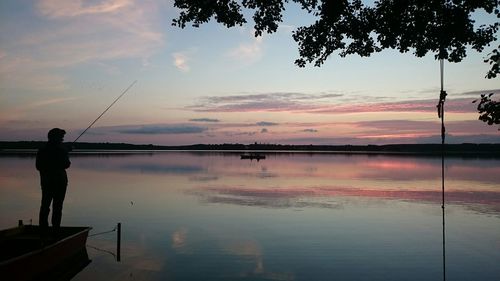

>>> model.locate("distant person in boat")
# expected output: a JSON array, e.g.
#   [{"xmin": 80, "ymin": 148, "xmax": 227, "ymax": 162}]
[{"xmin": 36, "ymin": 128, "xmax": 71, "ymax": 230}]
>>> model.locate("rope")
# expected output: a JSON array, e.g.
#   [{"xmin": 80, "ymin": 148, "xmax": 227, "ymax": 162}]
[
  {"xmin": 88, "ymin": 226, "xmax": 117, "ymax": 237},
  {"xmin": 440, "ymin": 60, "xmax": 444, "ymax": 93},
  {"xmin": 87, "ymin": 223, "xmax": 120, "ymax": 262},
  {"xmin": 437, "ymin": 59, "xmax": 447, "ymax": 281},
  {"xmin": 86, "ymin": 244, "xmax": 117, "ymax": 260}
]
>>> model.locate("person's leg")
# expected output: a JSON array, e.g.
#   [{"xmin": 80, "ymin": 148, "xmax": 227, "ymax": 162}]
[
  {"xmin": 51, "ymin": 185, "xmax": 67, "ymax": 228},
  {"xmin": 39, "ymin": 187, "xmax": 52, "ymax": 228}
]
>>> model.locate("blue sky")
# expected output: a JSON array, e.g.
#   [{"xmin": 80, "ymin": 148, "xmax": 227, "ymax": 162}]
[{"xmin": 0, "ymin": 0, "xmax": 499, "ymax": 145}]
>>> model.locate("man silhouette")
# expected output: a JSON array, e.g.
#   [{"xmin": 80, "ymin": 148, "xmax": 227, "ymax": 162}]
[{"xmin": 36, "ymin": 128, "xmax": 71, "ymax": 230}]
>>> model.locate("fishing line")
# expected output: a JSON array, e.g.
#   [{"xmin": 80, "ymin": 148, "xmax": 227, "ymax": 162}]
[{"xmin": 73, "ymin": 80, "xmax": 137, "ymax": 144}]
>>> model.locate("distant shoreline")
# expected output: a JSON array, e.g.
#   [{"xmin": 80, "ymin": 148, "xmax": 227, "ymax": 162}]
[{"xmin": 1, "ymin": 141, "xmax": 499, "ymax": 158}]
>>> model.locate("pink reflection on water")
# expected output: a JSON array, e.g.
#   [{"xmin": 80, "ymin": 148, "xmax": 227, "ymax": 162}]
[
  {"xmin": 193, "ymin": 185, "xmax": 500, "ymax": 214},
  {"xmin": 67, "ymin": 153, "xmax": 500, "ymax": 188}
]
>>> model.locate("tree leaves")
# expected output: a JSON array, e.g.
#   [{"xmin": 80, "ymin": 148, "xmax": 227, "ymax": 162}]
[
  {"xmin": 172, "ymin": 0, "xmax": 246, "ymax": 29},
  {"xmin": 474, "ymin": 93, "xmax": 500, "ymax": 129},
  {"xmin": 484, "ymin": 45, "xmax": 500, "ymax": 79},
  {"xmin": 172, "ymin": 0, "xmax": 500, "ymax": 128},
  {"xmin": 172, "ymin": 0, "xmax": 499, "ymax": 68}
]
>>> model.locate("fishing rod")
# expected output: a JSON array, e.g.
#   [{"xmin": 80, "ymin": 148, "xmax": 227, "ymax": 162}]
[{"xmin": 72, "ymin": 80, "xmax": 137, "ymax": 144}]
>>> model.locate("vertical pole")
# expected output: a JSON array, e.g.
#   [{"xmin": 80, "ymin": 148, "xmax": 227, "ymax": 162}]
[
  {"xmin": 439, "ymin": 59, "xmax": 446, "ymax": 281},
  {"xmin": 18, "ymin": 220, "xmax": 23, "ymax": 226},
  {"xmin": 441, "ymin": 104, "xmax": 446, "ymax": 281},
  {"xmin": 117, "ymin": 222, "xmax": 121, "ymax": 262}
]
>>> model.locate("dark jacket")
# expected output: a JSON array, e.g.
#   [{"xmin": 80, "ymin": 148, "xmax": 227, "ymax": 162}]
[{"xmin": 36, "ymin": 142, "xmax": 71, "ymax": 187}]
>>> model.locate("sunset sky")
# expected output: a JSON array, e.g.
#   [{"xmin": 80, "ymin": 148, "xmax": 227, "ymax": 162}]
[{"xmin": 1, "ymin": 0, "xmax": 499, "ymax": 145}]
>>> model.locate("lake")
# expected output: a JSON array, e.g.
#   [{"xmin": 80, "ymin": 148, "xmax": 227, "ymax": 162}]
[{"xmin": 1, "ymin": 151, "xmax": 499, "ymax": 281}]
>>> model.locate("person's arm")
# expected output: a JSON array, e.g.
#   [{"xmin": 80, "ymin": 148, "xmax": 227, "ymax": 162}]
[
  {"xmin": 62, "ymin": 148, "xmax": 71, "ymax": 169},
  {"xmin": 35, "ymin": 149, "xmax": 43, "ymax": 171},
  {"xmin": 64, "ymin": 157, "xmax": 71, "ymax": 169}
]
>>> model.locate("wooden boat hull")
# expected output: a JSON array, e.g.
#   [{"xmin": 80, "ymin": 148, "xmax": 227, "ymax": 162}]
[{"xmin": 0, "ymin": 225, "xmax": 91, "ymax": 281}]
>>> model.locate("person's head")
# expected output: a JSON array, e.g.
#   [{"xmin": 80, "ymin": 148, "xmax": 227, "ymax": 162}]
[{"xmin": 47, "ymin": 128, "xmax": 66, "ymax": 143}]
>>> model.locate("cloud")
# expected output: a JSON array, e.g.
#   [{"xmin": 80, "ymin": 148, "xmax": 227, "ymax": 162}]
[
  {"xmin": 355, "ymin": 119, "xmax": 439, "ymax": 132},
  {"xmin": 35, "ymin": 0, "xmax": 164, "ymax": 63},
  {"xmin": 187, "ymin": 90, "xmax": 499, "ymax": 114},
  {"xmin": 227, "ymin": 31, "xmax": 264, "ymax": 64},
  {"xmin": 310, "ymin": 90, "xmax": 498, "ymax": 114},
  {"xmin": 188, "ymin": 92, "xmax": 343, "ymax": 112},
  {"xmin": 454, "ymin": 89, "xmax": 500, "ymax": 97},
  {"xmin": 309, "ymin": 98, "xmax": 479, "ymax": 114},
  {"xmin": 196, "ymin": 92, "xmax": 341, "ymax": 103},
  {"xmin": 256, "ymin": 121, "xmax": 278, "ymax": 126},
  {"xmin": 37, "ymin": 0, "xmax": 132, "ymax": 18},
  {"xmin": 223, "ymin": 131, "xmax": 257, "ymax": 137},
  {"xmin": 173, "ymin": 52, "xmax": 191, "ymax": 72},
  {"xmin": 0, "ymin": 56, "xmax": 68, "ymax": 91},
  {"xmin": 261, "ymin": 128, "xmax": 268, "ymax": 133},
  {"xmin": 0, "ymin": 97, "xmax": 78, "ymax": 125},
  {"xmin": 189, "ymin": 118, "xmax": 220, "ymax": 122},
  {"xmin": 1, "ymin": 0, "xmax": 164, "ymax": 91},
  {"xmin": 316, "ymin": 93, "xmax": 345, "ymax": 99},
  {"xmin": 252, "ymin": 118, "xmax": 498, "ymax": 145},
  {"xmin": 114, "ymin": 124, "xmax": 208, "ymax": 135},
  {"xmin": 353, "ymin": 119, "xmax": 499, "ymax": 139}
]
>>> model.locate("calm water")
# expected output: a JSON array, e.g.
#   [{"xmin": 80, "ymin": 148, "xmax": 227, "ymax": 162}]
[{"xmin": 1, "ymin": 152, "xmax": 499, "ymax": 281}]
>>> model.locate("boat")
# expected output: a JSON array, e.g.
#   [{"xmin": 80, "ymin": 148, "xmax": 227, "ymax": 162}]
[
  {"xmin": 0, "ymin": 224, "xmax": 91, "ymax": 281},
  {"xmin": 240, "ymin": 153, "xmax": 266, "ymax": 161}
]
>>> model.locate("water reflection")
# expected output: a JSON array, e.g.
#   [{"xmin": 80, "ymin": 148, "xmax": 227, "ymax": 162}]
[
  {"xmin": 172, "ymin": 227, "xmax": 189, "ymax": 253},
  {"xmin": 191, "ymin": 185, "xmax": 500, "ymax": 215},
  {"xmin": 188, "ymin": 175, "xmax": 219, "ymax": 182},
  {"xmin": 67, "ymin": 151, "xmax": 500, "ymax": 214},
  {"xmin": 221, "ymin": 239, "xmax": 294, "ymax": 280},
  {"xmin": 65, "ymin": 152, "xmax": 500, "ymax": 187},
  {"xmin": 123, "ymin": 163, "xmax": 204, "ymax": 174},
  {"xmin": 1, "ymin": 152, "xmax": 500, "ymax": 281}
]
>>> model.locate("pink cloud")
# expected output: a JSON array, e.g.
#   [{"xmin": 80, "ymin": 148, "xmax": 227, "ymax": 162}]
[
  {"xmin": 189, "ymin": 91, "xmax": 499, "ymax": 114},
  {"xmin": 308, "ymin": 98, "xmax": 478, "ymax": 114},
  {"xmin": 37, "ymin": 0, "xmax": 132, "ymax": 18},
  {"xmin": 0, "ymin": 97, "xmax": 78, "ymax": 125},
  {"xmin": 1, "ymin": 0, "xmax": 164, "ymax": 91}
]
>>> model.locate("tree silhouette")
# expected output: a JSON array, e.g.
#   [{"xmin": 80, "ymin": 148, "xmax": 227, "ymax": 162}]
[
  {"xmin": 485, "ymin": 45, "xmax": 499, "ymax": 79},
  {"xmin": 173, "ymin": 0, "xmax": 498, "ymax": 66},
  {"xmin": 173, "ymin": 0, "xmax": 499, "ymax": 126},
  {"xmin": 473, "ymin": 45, "xmax": 499, "ymax": 129},
  {"xmin": 474, "ymin": 92, "xmax": 500, "ymax": 129}
]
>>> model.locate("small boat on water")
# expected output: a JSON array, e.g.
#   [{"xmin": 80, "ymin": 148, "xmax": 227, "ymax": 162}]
[
  {"xmin": 0, "ymin": 224, "xmax": 91, "ymax": 281},
  {"xmin": 240, "ymin": 153, "xmax": 266, "ymax": 161}
]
